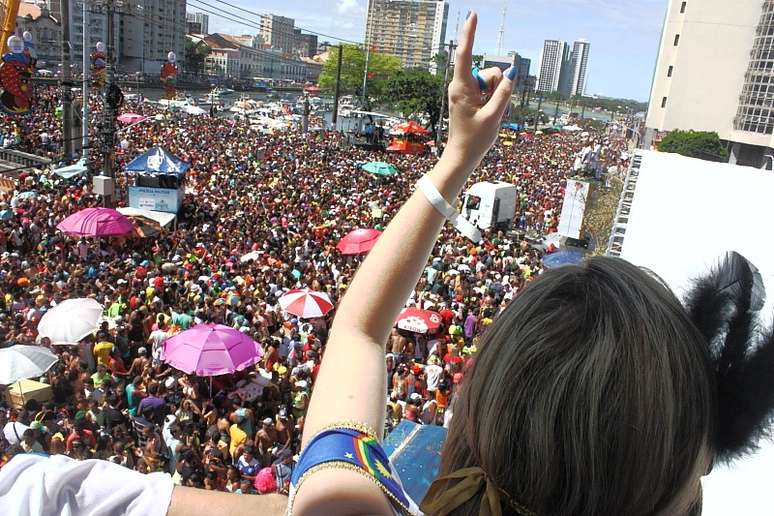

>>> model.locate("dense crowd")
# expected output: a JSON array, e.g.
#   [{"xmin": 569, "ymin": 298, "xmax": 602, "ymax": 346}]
[{"xmin": 0, "ymin": 85, "xmax": 628, "ymax": 495}]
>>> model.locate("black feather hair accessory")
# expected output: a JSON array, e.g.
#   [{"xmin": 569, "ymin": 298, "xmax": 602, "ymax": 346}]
[{"xmin": 684, "ymin": 251, "xmax": 774, "ymax": 462}]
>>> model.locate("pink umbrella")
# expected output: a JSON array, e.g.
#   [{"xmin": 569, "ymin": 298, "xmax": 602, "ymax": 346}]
[
  {"xmin": 163, "ymin": 323, "xmax": 263, "ymax": 376},
  {"xmin": 279, "ymin": 289, "xmax": 334, "ymax": 319},
  {"xmin": 336, "ymin": 228, "xmax": 383, "ymax": 255},
  {"xmin": 56, "ymin": 208, "xmax": 135, "ymax": 237},
  {"xmin": 117, "ymin": 113, "xmax": 146, "ymax": 124}
]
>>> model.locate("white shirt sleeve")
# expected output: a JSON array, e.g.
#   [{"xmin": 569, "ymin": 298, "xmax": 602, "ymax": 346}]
[{"xmin": 0, "ymin": 454, "xmax": 174, "ymax": 516}]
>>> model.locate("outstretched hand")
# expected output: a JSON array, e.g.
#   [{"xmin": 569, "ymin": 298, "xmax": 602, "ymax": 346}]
[{"xmin": 445, "ymin": 12, "xmax": 516, "ymax": 169}]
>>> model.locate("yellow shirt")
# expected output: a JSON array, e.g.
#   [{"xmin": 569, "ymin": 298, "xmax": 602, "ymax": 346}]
[{"xmin": 228, "ymin": 423, "xmax": 247, "ymax": 460}]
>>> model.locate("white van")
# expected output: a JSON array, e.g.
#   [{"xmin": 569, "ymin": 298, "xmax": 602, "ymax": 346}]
[{"xmin": 462, "ymin": 181, "xmax": 518, "ymax": 231}]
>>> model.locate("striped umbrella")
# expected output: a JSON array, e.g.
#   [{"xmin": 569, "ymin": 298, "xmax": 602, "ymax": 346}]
[{"xmin": 279, "ymin": 289, "xmax": 334, "ymax": 319}]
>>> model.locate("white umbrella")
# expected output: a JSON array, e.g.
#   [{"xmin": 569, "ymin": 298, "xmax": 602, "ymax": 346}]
[
  {"xmin": 279, "ymin": 289, "xmax": 334, "ymax": 319},
  {"xmin": 0, "ymin": 345, "xmax": 59, "ymax": 385},
  {"xmin": 37, "ymin": 298, "xmax": 103, "ymax": 345}
]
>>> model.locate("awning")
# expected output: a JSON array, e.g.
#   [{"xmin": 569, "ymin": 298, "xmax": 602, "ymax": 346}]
[
  {"xmin": 52, "ymin": 158, "xmax": 88, "ymax": 179},
  {"xmin": 116, "ymin": 207, "xmax": 176, "ymax": 228}
]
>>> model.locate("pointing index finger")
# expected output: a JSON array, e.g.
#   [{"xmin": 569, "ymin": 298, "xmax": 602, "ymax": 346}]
[{"xmin": 454, "ymin": 12, "xmax": 477, "ymax": 81}]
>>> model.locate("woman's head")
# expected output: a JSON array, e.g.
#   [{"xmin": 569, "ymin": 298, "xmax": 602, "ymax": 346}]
[{"xmin": 436, "ymin": 257, "xmax": 715, "ymax": 515}]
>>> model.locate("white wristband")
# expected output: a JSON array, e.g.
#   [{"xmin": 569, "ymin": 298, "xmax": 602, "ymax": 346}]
[{"xmin": 417, "ymin": 176, "xmax": 482, "ymax": 243}]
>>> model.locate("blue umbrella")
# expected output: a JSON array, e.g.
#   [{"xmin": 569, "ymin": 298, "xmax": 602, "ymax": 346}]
[
  {"xmin": 0, "ymin": 209, "xmax": 12, "ymax": 221},
  {"xmin": 542, "ymin": 249, "xmax": 586, "ymax": 269}
]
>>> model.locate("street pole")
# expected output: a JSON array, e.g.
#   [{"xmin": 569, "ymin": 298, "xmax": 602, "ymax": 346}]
[
  {"xmin": 553, "ymin": 102, "xmax": 560, "ymax": 126},
  {"xmin": 81, "ymin": 0, "xmax": 89, "ymax": 161},
  {"xmin": 60, "ymin": 0, "xmax": 74, "ymax": 160},
  {"xmin": 302, "ymin": 95, "xmax": 309, "ymax": 133},
  {"xmin": 435, "ymin": 39, "xmax": 454, "ymax": 152},
  {"xmin": 361, "ymin": 43, "xmax": 370, "ymax": 108},
  {"xmin": 101, "ymin": 0, "xmax": 118, "ymax": 208},
  {"xmin": 331, "ymin": 44, "xmax": 343, "ymax": 130}
]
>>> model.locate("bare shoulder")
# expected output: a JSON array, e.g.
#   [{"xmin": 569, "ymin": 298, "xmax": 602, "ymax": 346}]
[{"xmin": 292, "ymin": 467, "xmax": 393, "ymax": 516}]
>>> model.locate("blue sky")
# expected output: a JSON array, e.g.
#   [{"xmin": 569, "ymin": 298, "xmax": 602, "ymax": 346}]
[{"xmin": 191, "ymin": 0, "xmax": 667, "ymax": 101}]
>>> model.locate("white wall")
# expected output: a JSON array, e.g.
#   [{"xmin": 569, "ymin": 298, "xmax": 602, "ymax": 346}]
[{"xmin": 646, "ymin": 0, "xmax": 766, "ymax": 146}]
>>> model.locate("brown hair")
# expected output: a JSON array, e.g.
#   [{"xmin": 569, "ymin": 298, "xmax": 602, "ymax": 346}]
[{"xmin": 432, "ymin": 257, "xmax": 714, "ymax": 515}]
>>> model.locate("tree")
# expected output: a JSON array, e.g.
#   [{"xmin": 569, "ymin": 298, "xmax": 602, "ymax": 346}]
[
  {"xmin": 657, "ymin": 130, "xmax": 729, "ymax": 162},
  {"xmin": 381, "ymin": 68, "xmax": 444, "ymax": 133},
  {"xmin": 319, "ymin": 44, "xmax": 401, "ymax": 100},
  {"xmin": 185, "ymin": 39, "xmax": 210, "ymax": 75},
  {"xmin": 509, "ymin": 103, "xmax": 548, "ymax": 126},
  {"xmin": 471, "ymin": 54, "xmax": 484, "ymax": 67}
]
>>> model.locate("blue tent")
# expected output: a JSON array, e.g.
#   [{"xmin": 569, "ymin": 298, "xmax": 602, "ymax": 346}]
[
  {"xmin": 542, "ymin": 249, "xmax": 586, "ymax": 269},
  {"xmin": 125, "ymin": 147, "xmax": 189, "ymax": 176},
  {"xmin": 501, "ymin": 122, "xmax": 521, "ymax": 130}
]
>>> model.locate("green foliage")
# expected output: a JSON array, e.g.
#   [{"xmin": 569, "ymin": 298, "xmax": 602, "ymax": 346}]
[
  {"xmin": 319, "ymin": 45, "xmax": 402, "ymax": 100},
  {"xmin": 471, "ymin": 54, "xmax": 484, "ymax": 67},
  {"xmin": 381, "ymin": 69, "xmax": 444, "ymax": 132},
  {"xmin": 184, "ymin": 39, "xmax": 210, "ymax": 75},
  {"xmin": 657, "ymin": 130, "xmax": 729, "ymax": 162}
]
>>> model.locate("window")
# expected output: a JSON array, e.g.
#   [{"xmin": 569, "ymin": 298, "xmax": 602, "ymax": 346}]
[
  {"xmin": 680, "ymin": 2, "xmax": 687, "ymax": 13},
  {"xmin": 465, "ymin": 195, "xmax": 481, "ymax": 210},
  {"xmin": 668, "ymin": 65, "xmax": 674, "ymax": 77},
  {"xmin": 661, "ymin": 97, "xmax": 668, "ymax": 108},
  {"xmin": 674, "ymin": 34, "xmax": 680, "ymax": 46}
]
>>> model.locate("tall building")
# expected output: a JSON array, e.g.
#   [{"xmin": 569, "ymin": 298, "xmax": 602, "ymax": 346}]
[
  {"xmin": 120, "ymin": 0, "xmax": 186, "ymax": 74},
  {"xmin": 293, "ymin": 28, "xmax": 318, "ymax": 58},
  {"xmin": 186, "ymin": 12, "xmax": 208, "ymax": 34},
  {"xmin": 644, "ymin": 0, "xmax": 774, "ymax": 167},
  {"xmin": 537, "ymin": 39, "xmax": 569, "ymax": 93},
  {"xmin": 482, "ymin": 53, "xmax": 531, "ymax": 90},
  {"xmin": 364, "ymin": 0, "xmax": 449, "ymax": 72},
  {"xmin": 259, "ymin": 14, "xmax": 295, "ymax": 54},
  {"xmin": 567, "ymin": 39, "xmax": 590, "ymax": 96}
]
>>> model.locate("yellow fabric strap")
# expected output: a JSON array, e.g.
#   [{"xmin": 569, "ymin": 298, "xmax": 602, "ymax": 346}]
[{"xmin": 420, "ymin": 467, "xmax": 535, "ymax": 516}]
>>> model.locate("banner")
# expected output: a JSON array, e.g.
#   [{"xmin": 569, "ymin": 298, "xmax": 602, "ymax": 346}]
[
  {"xmin": 128, "ymin": 186, "xmax": 182, "ymax": 214},
  {"xmin": 557, "ymin": 179, "xmax": 590, "ymax": 239}
]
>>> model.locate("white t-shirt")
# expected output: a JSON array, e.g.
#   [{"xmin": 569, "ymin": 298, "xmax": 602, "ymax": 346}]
[
  {"xmin": 424, "ymin": 364, "xmax": 444, "ymax": 391},
  {"xmin": 0, "ymin": 454, "xmax": 174, "ymax": 516}
]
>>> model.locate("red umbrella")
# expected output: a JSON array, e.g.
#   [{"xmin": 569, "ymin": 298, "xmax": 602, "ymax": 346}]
[
  {"xmin": 279, "ymin": 289, "xmax": 334, "ymax": 319},
  {"xmin": 392, "ymin": 120, "xmax": 430, "ymax": 135},
  {"xmin": 396, "ymin": 307, "xmax": 443, "ymax": 334},
  {"xmin": 336, "ymin": 228, "xmax": 383, "ymax": 255}
]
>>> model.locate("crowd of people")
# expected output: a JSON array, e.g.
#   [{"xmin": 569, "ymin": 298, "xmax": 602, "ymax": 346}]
[{"xmin": 0, "ymin": 85, "xmax": 628, "ymax": 496}]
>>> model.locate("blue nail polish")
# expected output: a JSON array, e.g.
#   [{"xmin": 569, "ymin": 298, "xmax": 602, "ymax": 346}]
[
  {"xmin": 505, "ymin": 66, "xmax": 517, "ymax": 81},
  {"xmin": 472, "ymin": 67, "xmax": 488, "ymax": 91},
  {"xmin": 466, "ymin": 10, "xmax": 471, "ymax": 20}
]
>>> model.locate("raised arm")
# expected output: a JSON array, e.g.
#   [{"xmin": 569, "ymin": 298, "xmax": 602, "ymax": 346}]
[
  {"xmin": 293, "ymin": 15, "xmax": 516, "ymax": 514},
  {"xmin": 302, "ymin": 12, "xmax": 516, "ymax": 448}
]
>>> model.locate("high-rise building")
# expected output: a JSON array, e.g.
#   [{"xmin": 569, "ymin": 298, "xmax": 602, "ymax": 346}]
[
  {"xmin": 482, "ymin": 53, "xmax": 531, "ymax": 90},
  {"xmin": 259, "ymin": 14, "xmax": 295, "ymax": 54},
  {"xmin": 537, "ymin": 39, "xmax": 569, "ymax": 93},
  {"xmin": 186, "ymin": 12, "xmax": 208, "ymax": 34},
  {"xmin": 567, "ymin": 39, "xmax": 590, "ymax": 96},
  {"xmin": 120, "ymin": 0, "xmax": 186, "ymax": 74},
  {"xmin": 293, "ymin": 28, "xmax": 318, "ymax": 58},
  {"xmin": 364, "ymin": 0, "xmax": 449, "ymax": 73},
  {"xmin": 645, "ymin": 0, "xmax": 774, "ymax": 167}
]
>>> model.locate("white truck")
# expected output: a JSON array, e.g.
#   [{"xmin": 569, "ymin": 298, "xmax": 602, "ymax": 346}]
[{"xmin": 461, "ymin": 181, "xmax": 518, "ymax": 231}]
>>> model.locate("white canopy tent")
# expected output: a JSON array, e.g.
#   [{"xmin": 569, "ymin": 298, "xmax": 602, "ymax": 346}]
[{"xmin": 116, "ymin": 207, "xmax": 176, "ymax": 228}]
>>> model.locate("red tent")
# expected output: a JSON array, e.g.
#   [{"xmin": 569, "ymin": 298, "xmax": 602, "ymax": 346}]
[
  {"xmin": 392, "ymin": 120, "xmax": 430, "ymax": 135},
  {"xmin": 386, "ymin": 139, "xmax": 426, "ymax": 155}
]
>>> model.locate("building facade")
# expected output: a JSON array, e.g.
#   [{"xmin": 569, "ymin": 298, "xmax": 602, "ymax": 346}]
[
  {"xmin": 364, "ymin": 0, "xmax": 449, "ymax": 72},
  {"xmin": 16, "ymin": 2, "xmax": 62, "ymax": 67},
  {"xmin": 293, "ymin": 28, "xmax": 318, "ymax": 58},
  {"xmin": 645, "ymin": 0, "xmax": 774, "ymax": 167},
  {"xmin": 186, "ymin": 12, "xmax": 208, "ymax": 34},
  {"xmin": 537, "ymin": 39, "xmax": 569, "ymax": 93},
  {"xmin": 482, "ymin": 52, "xmax": 531, "ymax": 91},
  {"xmin": 121, "ymin": 0, "xmax": 186, "ymax": 75},
  {"xmin": 568, "ymin": 39, "xmax": 590, "ymax": 96},
  {"xmin": 260, "ymin": 14, "xmax": 295, "ymax": 54}
]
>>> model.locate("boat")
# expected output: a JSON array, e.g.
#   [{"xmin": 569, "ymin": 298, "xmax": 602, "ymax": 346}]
[
  {"xmin": 229, "ymin": 97, "xmax": 263, "ymax": 116},
  {"xmin": 211, "ymin": 86, "xmax": 235, "ymax": 96},
  {"xmin": 303, "ymin": 83, "xmax": 321, "ymax": 96}
]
